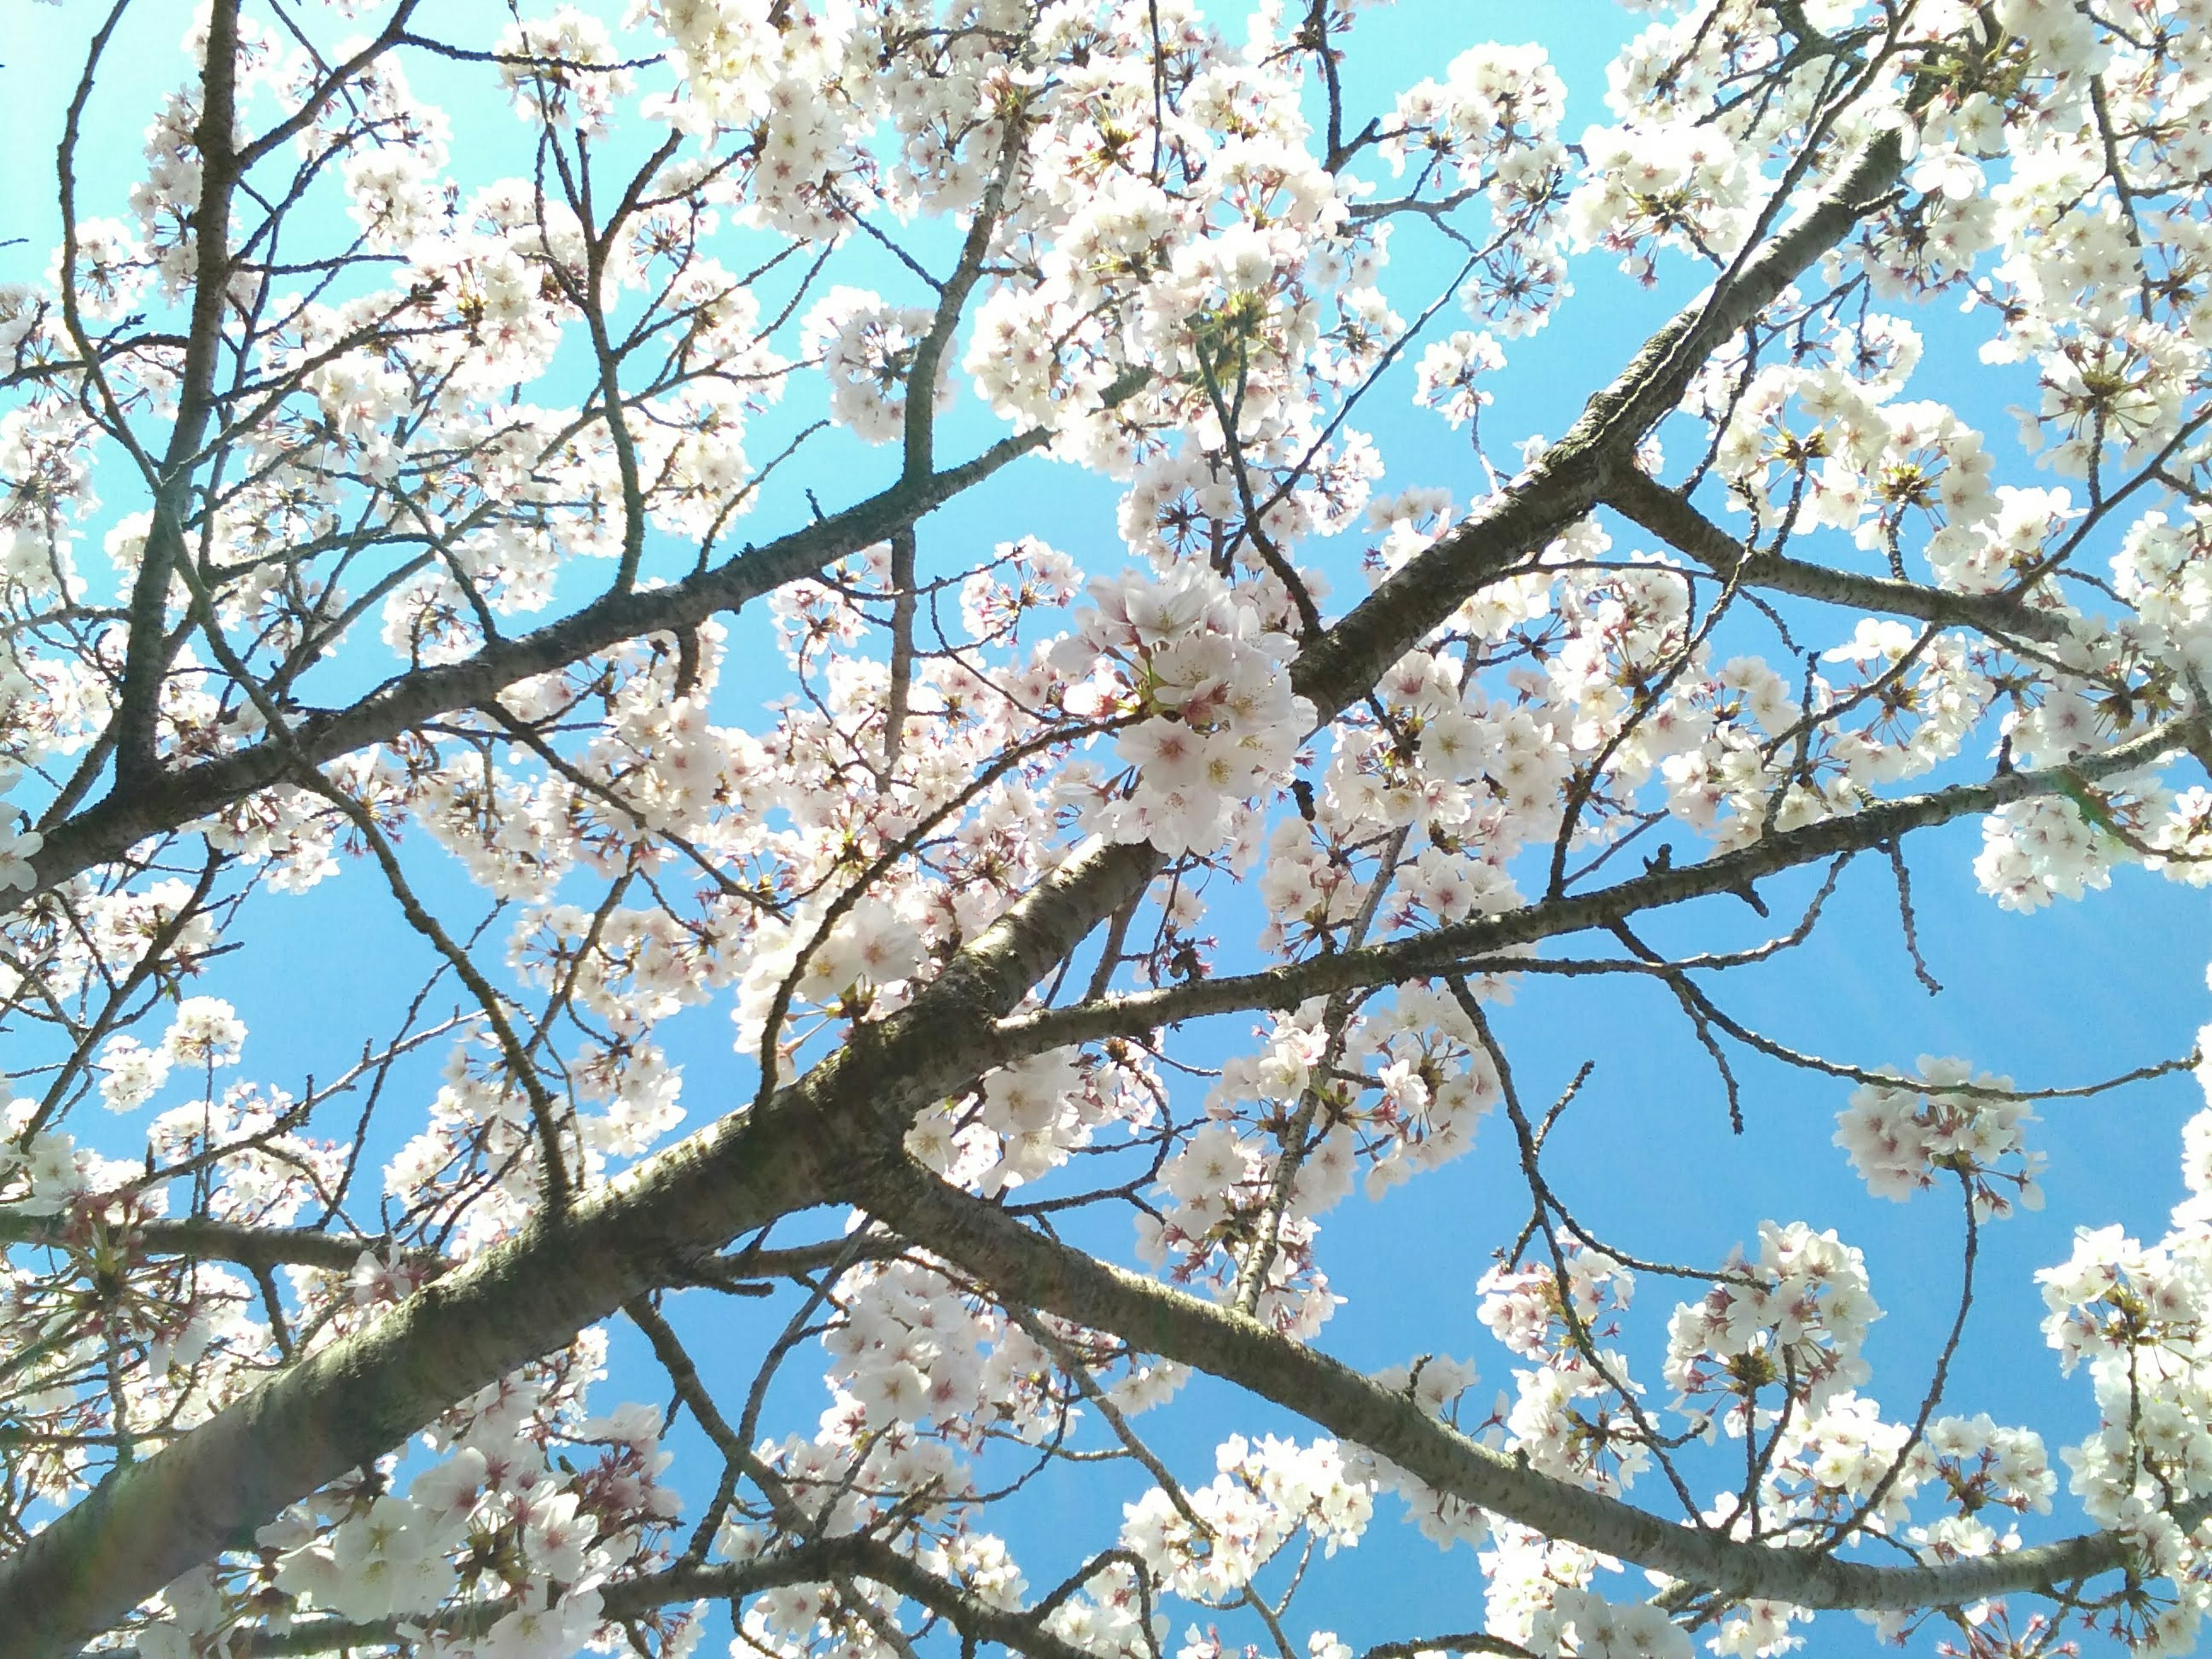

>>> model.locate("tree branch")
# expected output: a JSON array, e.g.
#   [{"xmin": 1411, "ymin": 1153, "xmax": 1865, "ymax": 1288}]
[
  {"xmin": 1604, "ymin": 467, "xmax": 2068, "ymax": 644},
  {"xmin": 858, "ymin": 1155, "xmax": 2203, "ymax": 1615},
  {"xmin": 110, "ymin": 0, "xmax": 245, "ymax": 790},
  {"xmin": 0, "ymin": 1214, "xmax": 400, "ymax": 1275},
  {"xmin": 1291, "ymin": 125, "xmax": 1910, "ymax": 721},
  {"xmin": 20, "ymin": 420, "xmax": 1081, "ymax": 907},
  {"xmin": 990, "ymin": 715, "xmax": 2198, "ymax": 1054},
  {"xmin": 109, "ymin": 1531, "xmax": 1110, "ymax": 1659}
]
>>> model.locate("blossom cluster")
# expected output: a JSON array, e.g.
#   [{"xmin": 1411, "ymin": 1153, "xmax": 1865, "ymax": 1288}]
[
  {"xmin": 1052, "ymin": 567, "xmax": 1316, "ymax": 857},
  {"xmin": 1664, "ymin": 1222, "xmax": 1883, "ymax": 1434},
  {"xmin": 1122, "ymin": 1434, "xmax": 1373, "ymax": 1602},
  {"xmin": 144, "ymin": 1387, "xmax": 681, "ymax": 1657},
  {"xmin": 1833, "ymin": 1056, "xmax": 2046, "ymax": 1219}
]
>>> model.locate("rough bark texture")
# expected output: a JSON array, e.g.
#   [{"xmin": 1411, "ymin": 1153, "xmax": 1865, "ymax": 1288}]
[{"xmin": 0, "ymin": 838, "xmax": 1148, "ymax": 1653}]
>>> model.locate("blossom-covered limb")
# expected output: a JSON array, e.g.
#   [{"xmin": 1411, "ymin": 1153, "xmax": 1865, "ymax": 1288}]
[
  {"xmin": 995, "ymin": 714, "xmax": 2205, "ymax": 1056},
  {"xmin": 113, "ymin": 1530, "xmax": 1109, "ymax": 1659},
  {"xmin": 1293, "ymin": 123, "xmax": 1911, "ymax": 719},
  {"xmin": 1604, "ymin": 466, "xmax": 2069, "ymax": 643},
  {"xmin": 101, "ymin": 0, "xmax": 248, "ymax": 794},
  {"xmin": 0, "ymin": 826, "xmax": 1177, "ymax": 1646},
  {"xmin": 859, "ymin": 1154, "xmax": 2206, "ymax": 1614}
]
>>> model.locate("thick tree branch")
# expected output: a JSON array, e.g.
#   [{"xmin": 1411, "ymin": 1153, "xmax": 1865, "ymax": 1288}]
[
  {"xmin": 1604, "ymin": 467, "xmax": 2069, "ymax": 644},
  {"xmin": 1291, "ymin": 127, "xmax": 1908, "ymax": 720},
  {"xmin": 880, "ymin": 527, "xmax": 919, "ymax": 779},
  {"xmin": 992, "ymin": 715, "xmax": 2195, "ymax": 1053},
  {"xmin": 20, "ymin": 421, "xmax": 1078, "ymax": 907},
  {"xmin": 0, "ymin": 828, "xmax": 1169, "ymax": 1650},
  {"xmin": 858, "ymin": 1156, "xmax": 2202, "ymax": 1614},
  {"xmin": 114, "ymin": 1531, "xmax": 1110, "ymax": 1659},
  {"xmin": 109, "ymin": 0, "xmax": 245, "ymax": 791}
]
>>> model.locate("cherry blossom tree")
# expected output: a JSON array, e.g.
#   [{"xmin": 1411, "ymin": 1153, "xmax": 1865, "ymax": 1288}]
[{"xmin": 6, "ymin": 1, "xmax": 2212, "ymax": 1656}]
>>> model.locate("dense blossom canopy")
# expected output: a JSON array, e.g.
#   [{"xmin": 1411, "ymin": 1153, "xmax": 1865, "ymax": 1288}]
[{"xmin": 5, "ymin": 1, "xmax": 2212, "ymax": 1657}]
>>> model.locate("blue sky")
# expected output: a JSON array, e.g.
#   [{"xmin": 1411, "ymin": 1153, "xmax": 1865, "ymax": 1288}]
[{"xmin": 5, "ymin": 2, "xmax": 2207, "ymax": 1654}]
